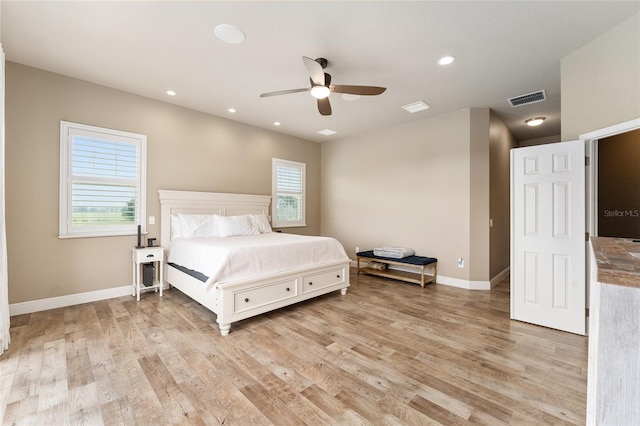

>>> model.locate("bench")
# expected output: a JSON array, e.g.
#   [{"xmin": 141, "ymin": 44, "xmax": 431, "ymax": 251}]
[{"xmin": 356, "ymin": 250, "xmax": 437, "ymax": 288}]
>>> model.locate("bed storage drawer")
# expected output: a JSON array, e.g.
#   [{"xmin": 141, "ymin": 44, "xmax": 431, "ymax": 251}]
[
  {"xmin": 233, "ymin": 278, "xmax": 298, "ymax": 314},
  {"xmin": 302, "ymin": 266, "xmax": 346, "ymax": 294}
]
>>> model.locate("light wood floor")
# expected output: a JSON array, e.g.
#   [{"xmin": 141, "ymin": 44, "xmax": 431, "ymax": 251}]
[{"xmin": 1, "ymin": 270, "xmax": 588, "ymax": 425}]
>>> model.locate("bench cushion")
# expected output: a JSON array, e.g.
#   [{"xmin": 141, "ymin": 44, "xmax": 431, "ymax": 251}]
[{"xmin": 357, "ymin": 250, "xmax": 437, "ymax": 266}]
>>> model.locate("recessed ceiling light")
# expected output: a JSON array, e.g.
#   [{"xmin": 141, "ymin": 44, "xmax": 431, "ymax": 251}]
[
  {"xmin": 342, "ymin": 94, "xmax": 361, "ymax": 101},
  {"xmin": 437, "ymin": 55, "xmax": 456, "ymax": 66},
  {"xmin": 525, "ymin": 117, "xmax": 546, "ymax": 126},
  {"xmin": 318, "ymin": 129, "xmax": 337, "ymax": 136},
  {"xmin": 401, "ymin": 101, "xmax": 431, "ymax": 113},
  {"xmin": 214, "ymin": 24, "xmax": 246, "ymax": 44},
  {"xmin": 228, "ymin": 108, "xmax": 236, "ymax": 113},
  {"xmin": 166, "ymin": 90, "xmax": 176, "ymax": 96},
  {"xmin": 273, "ymin": 122, "xmax": 281, "ymax": 126}
]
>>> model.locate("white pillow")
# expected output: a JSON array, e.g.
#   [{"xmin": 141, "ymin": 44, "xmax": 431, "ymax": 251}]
[
  {"xmin": 251, "ymin": 214, "xmax": 272, "ymax": 234},
  {"xmin": 173, "ymin": 213, "xmax": 218, "ymax": 239},
  {"xmin": 214, "ymin": 214, "xmax": 260, "ymax": 237}
]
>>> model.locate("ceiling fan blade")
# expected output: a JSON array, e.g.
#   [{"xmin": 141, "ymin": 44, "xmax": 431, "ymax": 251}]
[
  {"xmin": 331, "ymin": 85, "xmax": 386, "ymax": 96},
  {"xmin": 317, "ymin": 97, "xmax": 332, "ymax": 116},
  {"xmin": 303, "ymin": 56, "xmax": 325, "ymax": 86},
  {"xmin": 260, "ymin": 88, "xmax": 310, "ymax": 98}
]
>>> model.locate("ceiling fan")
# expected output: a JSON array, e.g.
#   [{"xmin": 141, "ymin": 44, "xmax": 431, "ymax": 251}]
[{"xmin": 259, "ymin": 56, "xmax": 386, "ymax": 116}]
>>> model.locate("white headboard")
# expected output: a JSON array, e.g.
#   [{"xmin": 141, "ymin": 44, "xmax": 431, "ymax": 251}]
[{"xmin": 158, "ymin": 190, "xmax": 271, "ymax": 247}]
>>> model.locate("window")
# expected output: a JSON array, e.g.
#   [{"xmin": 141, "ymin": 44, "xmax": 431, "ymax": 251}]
[
  {"xmin": 59, "ymin": 121, "xmax": 147, "ymax": 238},
  {"xmin": 272, "ymin": 158, "xmax": 306, "ymax": 228}
]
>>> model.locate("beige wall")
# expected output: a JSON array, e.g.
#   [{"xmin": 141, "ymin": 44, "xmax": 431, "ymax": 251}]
[
  {"xmin": 5, "ymin": 62, "xmax": 321, "ymax": 304},
  {"xmin": 321, "ymin": 108, "xmax": 496, "ymax": 283},
  {"xmin": 489, "ymin": 111, "xmax": 518, "ymax": 278},
  {"xmin": 469, "ymin": 108, "xmax": 490, "ymax": 281},
  {"xmin": 518, "ymin": 135, "xmax": 560, "ymax": 147},
  {"xmin": 561, "ymin": 13, "xmax": 640, "ymax": 140}
]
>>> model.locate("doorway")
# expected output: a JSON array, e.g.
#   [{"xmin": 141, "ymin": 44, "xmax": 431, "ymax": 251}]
[
  {"xmin": 509, "ymin": 118, "xmax": 640, "ymax": 334},
  {"xmin": 595, "ymin": 129, "xmax": 640, "ymax": 239},
  {"xmin": 584, "ymin": 119, "xmax": 640, "ymax": 239}
]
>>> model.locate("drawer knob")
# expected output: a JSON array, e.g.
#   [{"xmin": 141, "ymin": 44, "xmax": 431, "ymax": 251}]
[
  {"xmin": 146, "ymin": 254, "xmax": 154, "ymax": 258},
  {"xmin": 336, "ymin": 275, "xmax": 340, "ymax": 278},
  {"xmin": 309, "ymin": 282, "xmax": 313, "ymax": 285},
  {"xmin": 244, "ymin": 298, "xmax": 249, "ymax": 303},
  {"xmin": 286, "ymin": 287, "xmax": 290, "ymax": 292}
]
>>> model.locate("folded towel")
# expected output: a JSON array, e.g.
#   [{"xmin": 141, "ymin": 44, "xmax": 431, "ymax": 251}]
[{"xmin": 373, "ymin": 246, "xmax": 415, "ymax": 259}]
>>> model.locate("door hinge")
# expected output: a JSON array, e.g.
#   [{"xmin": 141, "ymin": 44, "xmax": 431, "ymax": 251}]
[
  {"xmin": 585, "ymin": 156, "xmax": 590, "ymax": 166},
  {"xmin": 586, "ymin": 232, "xmax": 590, "ymax": 242}
]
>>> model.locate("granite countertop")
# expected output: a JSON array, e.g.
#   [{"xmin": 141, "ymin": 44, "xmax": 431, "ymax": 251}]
[{"xmin": 591, "ymin": 237, "xmax": 640, "ymax": 288}]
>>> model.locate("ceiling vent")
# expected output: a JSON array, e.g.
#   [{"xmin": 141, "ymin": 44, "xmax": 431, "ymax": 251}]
[
  {"xmin": 317, "ymin": 129, "xmax": 337, "ymax": 136},
  {"xmin": 402, "ymin": 101, "xmax": 431, "ymax": 113},
  {"xmin": 508, "ymin": 90, "xmax": 547, "ymax": 107}
]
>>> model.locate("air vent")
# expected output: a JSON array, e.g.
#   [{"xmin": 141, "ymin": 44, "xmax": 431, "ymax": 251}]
[
  {"xmin": 508, "ymin": 90, "xmax": 547, "ymax": 107},
  {"xmin": 401, "ymin": 101, "xmax": 431, "ymax": 113},
  {"xmin": 318, "ymin": 129, "xmax": 337, "ymax": 136}
]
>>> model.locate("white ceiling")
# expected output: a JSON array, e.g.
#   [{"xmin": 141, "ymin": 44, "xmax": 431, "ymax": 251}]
[{"xmin": 2, "ymin": 1, "xmax": 638, "ymax": 143}]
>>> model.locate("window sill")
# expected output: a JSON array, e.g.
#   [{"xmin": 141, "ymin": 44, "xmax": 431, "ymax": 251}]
[
  {"xmin": 272, "ymin": 224, "xmax": 308, "ymax": 229},
  {"xmin": 58, "ymin": 231, "xmax": 148, "ymax": 240}
]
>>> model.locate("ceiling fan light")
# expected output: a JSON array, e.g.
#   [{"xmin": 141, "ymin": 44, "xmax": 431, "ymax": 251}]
[
  {"xmin": 311, "ymin": 86, "xmax": 331, "ymax": 99},
  {"xmin": 525, "ymin": 117, "xmax": 546, "ymax": 126}
]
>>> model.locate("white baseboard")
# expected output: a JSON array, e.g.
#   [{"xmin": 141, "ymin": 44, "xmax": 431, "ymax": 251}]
[
  {"xmin": 436, "ymin": 275, "xmax": 492, "ymax": 290},
  {"xmin": 9, "ymin": 263, "xmax": 506, "ymax": 316},
  {"xmin": 9, "ymin": 285, "xmax": 132, "ymax": 316},
  {"xmin": 490, "ymin": 266, "xmax": 510, "ymax": 288},
  {"xmin": 350, "ymin": 259, "xmax": 492, "ymax": 290}
]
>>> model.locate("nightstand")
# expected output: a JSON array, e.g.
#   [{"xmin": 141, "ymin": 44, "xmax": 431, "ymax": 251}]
[{"xmin": 132, "ymin": 246, "xmax": 164, "ymax": 301}]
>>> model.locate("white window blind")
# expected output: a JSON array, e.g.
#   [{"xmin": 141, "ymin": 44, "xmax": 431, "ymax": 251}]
[
  {"xmin": 60, "ymin": 121, "xmax": 147, "ymax": 238},
  {"xmin": 272, "ymin": 158, "xmax": 306, "ymax": 228}
]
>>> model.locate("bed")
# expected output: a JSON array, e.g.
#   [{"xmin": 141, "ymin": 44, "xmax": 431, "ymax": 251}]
[{"xmin": 158, "ymin": 190, "xmax": 350, "ymax": 335}]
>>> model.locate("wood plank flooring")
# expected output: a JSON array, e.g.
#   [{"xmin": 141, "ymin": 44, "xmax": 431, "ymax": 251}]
[{"xmin": 1, "ymin": 270, "xmax": 588, "ymax": 425}]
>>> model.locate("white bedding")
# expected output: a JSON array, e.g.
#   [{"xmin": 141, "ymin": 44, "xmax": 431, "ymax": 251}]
[{"xmin": 167, "ymin": 233, "xmax": 349, "ymax": 289}]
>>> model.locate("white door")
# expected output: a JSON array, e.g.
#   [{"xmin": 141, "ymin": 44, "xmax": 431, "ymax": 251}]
[{"xmin": 511, "ymin": 140, "xmax": 586, "ymax": 335}]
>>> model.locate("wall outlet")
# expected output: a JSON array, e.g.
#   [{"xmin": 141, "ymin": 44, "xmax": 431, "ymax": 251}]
[
  {"xmin": 148, "ymin": 216, "xmax": 155, "ymax": 225},
  {"xmin": 356, "ymin": 246, "xmax": 360, "ymax": 254},
  {"xmin": 457, "ymin": 258, "xmax": 464, "ymax": 268}
]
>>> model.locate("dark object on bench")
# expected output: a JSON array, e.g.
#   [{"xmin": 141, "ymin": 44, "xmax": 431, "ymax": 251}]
[{"xmin": 356, "ymin": 250, "xmax": 437, "ymax": 288}]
